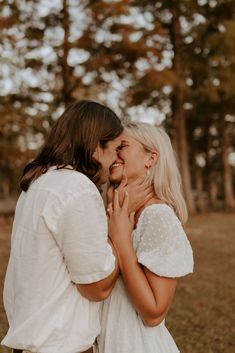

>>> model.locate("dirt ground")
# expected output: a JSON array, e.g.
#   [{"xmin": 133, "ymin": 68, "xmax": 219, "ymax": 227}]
[{"xmin": 0, "ymin": 213, "xmax": 234, "ymax": 353}]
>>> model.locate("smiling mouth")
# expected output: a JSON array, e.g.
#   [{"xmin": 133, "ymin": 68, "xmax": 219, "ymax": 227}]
[{"xmin": 110, "ymin": 162, "xmax": 124, "ymax": 170}]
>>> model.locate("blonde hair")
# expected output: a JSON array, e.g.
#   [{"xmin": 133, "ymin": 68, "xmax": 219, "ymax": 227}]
[{"xmin": 124, "ymin": 122, "xmax": 188, "ymax": 224}]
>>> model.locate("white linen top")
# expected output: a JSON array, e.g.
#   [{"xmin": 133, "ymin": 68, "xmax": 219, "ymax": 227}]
[
  {"xmin": 2, "ymin": 168, "xmax": 115, "ymax": 353},
  {"xmin": 98, "ymin": 204, "xmax": 194, "ymax": 353}
]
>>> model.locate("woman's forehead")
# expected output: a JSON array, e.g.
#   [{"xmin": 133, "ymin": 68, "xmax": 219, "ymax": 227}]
[{"xmin": 121, "ymin": 132, "xmax": 141, "ymax": 145}]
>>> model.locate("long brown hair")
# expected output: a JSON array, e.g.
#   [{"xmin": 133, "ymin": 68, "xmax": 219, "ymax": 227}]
[{"xmin": 20, "ymin": 100, "xmax": 123, "ymax": 191}]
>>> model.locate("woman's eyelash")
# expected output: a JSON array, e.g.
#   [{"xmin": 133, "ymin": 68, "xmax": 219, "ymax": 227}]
[{"xmin": 118, "ymin": 144, "xmax": 128, "ymax": 150}]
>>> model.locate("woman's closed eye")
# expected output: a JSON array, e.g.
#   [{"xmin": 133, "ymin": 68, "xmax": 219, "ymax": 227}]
[{"xmin": 117, "ymin": 143, "xmax": 128, "ymax": 151}]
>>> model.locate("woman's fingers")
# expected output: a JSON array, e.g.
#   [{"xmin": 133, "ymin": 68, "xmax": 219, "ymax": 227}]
[
  {"xmin": 118, "ymin": 171, "xmax": 128, "ymax": 190},
  {"xmin": 113, "ymin": 189, "xmax": 130, "ymax": 214},
  {"xmin": 129, "ymin": 211, "xmax": 135, "ymax": 227},
  {"xmin": 108, "ymin": 190, "xmax": 134, "ymax": 242},
  {"xmin": 113, "ymin": 189, "xmax": 120, "ymax": 210},
  {"xmin": 116, "ymin": 172, "xmax": 128, "ymax": 207},
  {"xmin": 106, "ymin": 202, "xmax": 113, "ymax": 217},
  {"xmin": 122, "ymin": 190, "xmax": 129, "ymax": 211},
  {"xmin": 107, "ymin": 184, "xmax": 115, "ymax": 204}
]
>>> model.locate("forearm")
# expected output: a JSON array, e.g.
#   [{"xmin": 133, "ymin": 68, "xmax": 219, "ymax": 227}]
[
  {"xmin": 114, "ymin": 240, "xmax": 164, "ymax": 325},
  {"xmin": 94, "ymin": 240, "xmax": 120, "ymax": 294},
  {"xmin": 77, "ymin": 258, "xmax": 119, "ymax": 301}
]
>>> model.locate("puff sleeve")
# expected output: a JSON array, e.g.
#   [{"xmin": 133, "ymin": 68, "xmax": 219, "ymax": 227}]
[{"xmin": 135, "ymin": 205, "xmax": 194, "ymax": 278}]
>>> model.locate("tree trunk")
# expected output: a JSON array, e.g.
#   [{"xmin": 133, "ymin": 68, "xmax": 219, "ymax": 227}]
[
  {"xmin": 204, "ymin": 122, "xmax": 219, "ymax": 210},
  {"xmin": 208, "ymin": 172, "xmax": 219, "ymax": 210},
  {"xmin": 195, "ymin": 167, "xmax": 206, "ymax": 212},
  {"xmin": 170, "ymin": 6, "xmax": 196, "ymax": 214},
  {"xmin": 61, "ymin": 0, "xmax": 71, "ymax": 106},
  {"xmin": 222, "ymin": 123, "xmax": 235, "ymax": 210}
]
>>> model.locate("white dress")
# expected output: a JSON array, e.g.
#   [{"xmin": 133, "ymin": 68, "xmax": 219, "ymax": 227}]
[{"xmin": 98, "ymin": 204, "xmax": 194, "ymax": 353}]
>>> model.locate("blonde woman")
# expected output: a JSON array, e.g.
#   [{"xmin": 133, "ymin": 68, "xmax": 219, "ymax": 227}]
[{"xmin": 98, "ymin": 122, "xmax": 194, "ymax": 353}]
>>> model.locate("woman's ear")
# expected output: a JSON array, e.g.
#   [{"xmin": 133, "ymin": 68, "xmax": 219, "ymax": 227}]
[{"xmin": 145, "ymin": 151, "xmax": 158, "ymax": 168}]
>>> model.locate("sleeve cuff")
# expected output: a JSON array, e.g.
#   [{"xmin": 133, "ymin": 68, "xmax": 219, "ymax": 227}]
[{"xmin": 70, "ymin": 254, "xmax": 115, "ymax": 284}]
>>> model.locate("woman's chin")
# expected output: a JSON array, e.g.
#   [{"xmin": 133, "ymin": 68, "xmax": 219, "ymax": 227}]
[{"xmin": 109, "ymin": 168, "xmax": 123, "ymax": 184}]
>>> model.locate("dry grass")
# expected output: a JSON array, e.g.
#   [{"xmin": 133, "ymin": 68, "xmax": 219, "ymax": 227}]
[
  {"xmin": 0, "ymin": 213, "xmax": 234, "ymax": 353},
  {"xmin": 167, "ymin": 213, "xmax": 235, "ymax": 353}
]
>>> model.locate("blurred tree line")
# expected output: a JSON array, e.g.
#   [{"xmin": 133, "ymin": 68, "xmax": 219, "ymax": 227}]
[{"xmin": 0, "ymin": 0, "xmax": 235, "ymax": 213}]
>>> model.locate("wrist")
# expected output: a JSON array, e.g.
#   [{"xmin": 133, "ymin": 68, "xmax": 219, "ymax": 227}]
[{"xmin": 113, "ymin": 239, "xmax": 135, "ymax": 257}]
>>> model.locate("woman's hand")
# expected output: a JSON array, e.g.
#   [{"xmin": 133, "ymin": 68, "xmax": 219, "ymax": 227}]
[
  {"xmin": 106, "ymin": 172, "xmax": 128, "ymax": 212},
  {"xmin": 107, "ymin": 189, "xmax": 135, "ymax": 247},
  {"xmin": 106, "ymin": 171, "xmax": 155, "ymax": 215},
  {"xmin": 125, "ymin": 177, "xmax": 154, "ymax": 213}
]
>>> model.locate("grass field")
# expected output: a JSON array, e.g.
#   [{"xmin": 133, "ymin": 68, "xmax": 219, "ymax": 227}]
[{"xmin": 0, "ymin": 213, "xmax": 234, "ymax": 353}]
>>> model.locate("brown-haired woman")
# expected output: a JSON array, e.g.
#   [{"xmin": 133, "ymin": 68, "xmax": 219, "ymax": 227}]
[{"xmin": 2, "ymin": 100, "xmax": 124, "ymax": 353}]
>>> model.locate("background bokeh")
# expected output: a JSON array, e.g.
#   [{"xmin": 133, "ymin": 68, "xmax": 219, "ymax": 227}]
[
  {"xmin": 0, "ymin": 0, "xmax": 235, "ymax": 212},
  {"xmin": 0, "ymin": 1, "xmax": 235, "ymax": 352}
]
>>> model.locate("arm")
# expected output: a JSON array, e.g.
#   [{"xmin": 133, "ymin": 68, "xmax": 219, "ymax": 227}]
[
  {"xmin": 115, "ymin": 241, "xmax": 176, "ymax": 326},
  {"xmin": 108, "ymin": 190, "xmax": 177, "ymax": 326},
  {"xmin": 77, "ymin": 240, "xmax": 120, "ymax": 301},
  {"xmin": 55, "ymin": 188, "xmax": 119, "ymax": 302}
]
